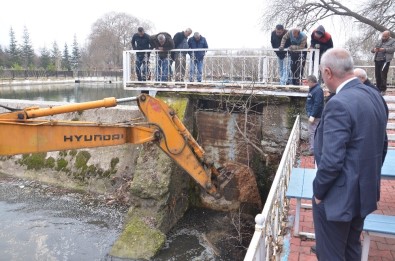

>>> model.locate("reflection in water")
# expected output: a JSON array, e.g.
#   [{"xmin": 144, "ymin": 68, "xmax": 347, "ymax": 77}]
[{"xmin": 0, "ymin": 82, "xmax": 140, "ymax": 103}]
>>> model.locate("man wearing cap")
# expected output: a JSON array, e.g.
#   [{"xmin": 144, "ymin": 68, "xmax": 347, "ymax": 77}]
[
  {"xmin": 310, "ymin": 25, "xmax": 333, "ymax": 64},
  {"xmin": 271, "ymin": 24, "xmax": 291, "ymax": 85},
  {"xmin": 371, "ymin": 30, "xmax": 395, "ymax": 95},
  {"xmin": 131, "ymin": 27, "xmax": 151, "ymax": 81}
]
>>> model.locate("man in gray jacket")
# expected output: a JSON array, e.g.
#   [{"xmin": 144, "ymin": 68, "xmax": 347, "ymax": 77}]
[{"xmin": 371, "ymin": 30, "xmax": 395, "ymax": 94}]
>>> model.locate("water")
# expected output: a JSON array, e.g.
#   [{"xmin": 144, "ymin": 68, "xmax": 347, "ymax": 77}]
[
  {"xmin": 0, "ymin": 176, "xmax": 232, "ymax": 261},
  {"xmin": 0, "ymin": 177, "xmax": 127, "ymax": 261},
  {"xmin": 0, "ymin": 82, "xmax": 140, "ymax": 103}
]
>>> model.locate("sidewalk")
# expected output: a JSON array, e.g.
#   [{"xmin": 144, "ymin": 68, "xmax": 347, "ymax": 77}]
[{"xmin": 287, "ymin": 141, "xmax": 395, "ymax": 261}]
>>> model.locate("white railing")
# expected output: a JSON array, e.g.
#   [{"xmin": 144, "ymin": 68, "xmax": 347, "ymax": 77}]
[
  {"xmin": 244, "ymin": 115, "xmax": 300, "ymax": 261},
  {"xmin": 122, "ymin": 48, "xmax": 320, "ymax": 87}
]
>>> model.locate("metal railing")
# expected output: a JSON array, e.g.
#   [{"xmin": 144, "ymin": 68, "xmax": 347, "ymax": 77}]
[
  {"xmin": 123, "ymin": 48, "xmax": 320, "ymax": 87},
  {"xmin": 0, "ymin": 70, "xmax": 123, "ymax": 81},
  {"xmin": 244, "ymin": 115, "xmax": 300, "ymax": 261},
  {"xmin": 0, "ymin": 70, "xmax": 74, "ymax": 80}
]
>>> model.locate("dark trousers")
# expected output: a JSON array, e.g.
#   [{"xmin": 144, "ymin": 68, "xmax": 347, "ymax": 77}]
[
  {"xmin": 290, "ymin": 52, "xmax": 306, "ymax": 85},
  {"xmin": 313, "ymin": 198, "xmax": 365, "ymax": 261},
  {"xmin": 135, "ymin": 55, "xmax": 150, "ymax": 81},
  {"xmin": 174, "ymin": 53, "xmax": 187, "ymax": 81},
  {"xmin": 375, "ymin": 60, "xmax": 391, "ymax": 92}
]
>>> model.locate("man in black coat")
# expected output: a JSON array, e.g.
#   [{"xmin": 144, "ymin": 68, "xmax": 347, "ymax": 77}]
[
  {"xmin": 271, "ymin": 24, "xmax": 291, "ymax": 85},
  {"xmin": 131, "ymin": 27, "xmax": 151, "ymax": 81},
  {"xmin": 354, "ymin": 68, "xmax": 380, "ymax": 92}
]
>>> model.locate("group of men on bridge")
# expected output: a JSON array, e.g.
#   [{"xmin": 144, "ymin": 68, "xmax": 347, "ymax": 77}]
[
  {"xmin": 131, "ymin": 27, "xmax": 208, "ymax": 83},
  {"xmin": 270, "ymin": 24, "xmax": 395, "ymax": 95},
  {"xmin": 271, "ymin": 24, "xmax": 333, "ymax": 86}
]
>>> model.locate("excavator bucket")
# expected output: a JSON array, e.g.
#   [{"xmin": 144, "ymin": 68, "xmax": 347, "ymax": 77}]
[{"xmin": 202, "ymin": 161, "xmax": 262, "ymax": 212}]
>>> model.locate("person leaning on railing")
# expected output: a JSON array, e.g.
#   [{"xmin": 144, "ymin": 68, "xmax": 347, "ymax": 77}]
[
  {"xmin": 172, "ymin": 28, "xmax": 192, "ymax": 82},
  {"xmin": 149, "ymin": 32, "xmax": 175, "ymax": 82},
  {"xmin": 279, "ymin": 28, "xmax": 307, "ymax": 86},
  {"xmin": 271, "ymin": 24, "xmax": 291, "ymax": 85}
]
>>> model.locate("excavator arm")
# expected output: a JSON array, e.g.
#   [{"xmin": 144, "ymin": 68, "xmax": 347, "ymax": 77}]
[{"xmin": 0, "ymin": 94, "xmax": 221, "ymax": 197}]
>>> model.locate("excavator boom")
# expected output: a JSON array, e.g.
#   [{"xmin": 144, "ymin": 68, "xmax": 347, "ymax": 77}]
[{"xmin": 0, "ymin": 94, "xmax": 220, "ymax": 197}]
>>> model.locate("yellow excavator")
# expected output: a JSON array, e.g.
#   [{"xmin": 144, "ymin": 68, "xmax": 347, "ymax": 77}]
[{"xmin": 0, "ymin": 94, "xmax": 261, "ymax": 206}]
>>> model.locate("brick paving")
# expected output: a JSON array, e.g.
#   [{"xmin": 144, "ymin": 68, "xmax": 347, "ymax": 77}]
[{"xmin": 286, "ymin": 141, "xmax": 395, "ymax": 260}]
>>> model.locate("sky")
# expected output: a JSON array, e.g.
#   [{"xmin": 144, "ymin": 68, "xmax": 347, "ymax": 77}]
[
  {"xmin": 0, "ymin": 0, "xmax": 268, "ymax": 52},
  {"xmin": 0, "ymin": 0, "xmax": 355, "ymax": 54}
]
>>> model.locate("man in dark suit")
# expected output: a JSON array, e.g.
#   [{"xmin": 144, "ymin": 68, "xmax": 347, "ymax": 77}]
[
  {"xmin": 354, "ymin": 68, "xmax": 380, "ymax": 92},
  {"xmin": 313, "ymin": 48, "xmax": 388, "ymax": 260}
]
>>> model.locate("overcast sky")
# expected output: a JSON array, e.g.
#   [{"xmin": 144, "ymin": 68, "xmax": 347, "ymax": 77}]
[
  {"xmin": 1, "ymin": 0, "xmax": 355, "ymax": 53},
  {"xmin": 0, "ymin": 0, "xmax": 269, "ymax": 51}
]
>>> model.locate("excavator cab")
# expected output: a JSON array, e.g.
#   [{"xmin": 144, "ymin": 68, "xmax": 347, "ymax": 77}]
[{"xmin": 0, "ymin": 94, "xmax": 261, "ymax": 210}]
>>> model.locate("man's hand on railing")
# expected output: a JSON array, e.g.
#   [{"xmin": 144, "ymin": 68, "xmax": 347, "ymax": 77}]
[{"xmin": 278, "ymin": 47, "xmax": 284, "ymax": 51}]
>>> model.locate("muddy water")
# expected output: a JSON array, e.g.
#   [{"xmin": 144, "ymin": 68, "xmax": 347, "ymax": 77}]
[
  {"xmin": 0, "ymin": 175, "xmax": 241, "ymax": 260},
  {"xmin": 0, "ymin": 176, "xmax": 127, "ymax": 260}
]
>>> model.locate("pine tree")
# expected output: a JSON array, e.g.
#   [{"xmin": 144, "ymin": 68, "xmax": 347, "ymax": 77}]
[
  {"xmin": 62, "ymin": 43, "xmax": 71, "ymax": 71},
  {"xmin": 20, "ymin": 26, "xmax": 35, "ymax": 69},
  {"xmin": 39, "ymin": 46, "xmax": 51, "ymax": 70},
  {"xmin": 7, "ymin": 27, "xmax": 20, "ymax": 67},
  {"xmin": 0, "ymin": 46, "xmax": 5, "ymax": 67},
  {"xmin": 51, "ymin": 41, "xmax": 62, "ymax": 70},
  {"xmin": 70, "ymin": 35, "xmax": 81, "ymax": 71}
]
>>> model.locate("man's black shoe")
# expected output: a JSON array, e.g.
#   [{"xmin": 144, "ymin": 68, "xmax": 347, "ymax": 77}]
[{"xmin": 311, "ymin": 245, "xmax": 316, "ymax": 254}]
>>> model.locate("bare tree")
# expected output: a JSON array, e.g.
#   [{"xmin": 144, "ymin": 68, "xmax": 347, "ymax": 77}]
[
  {"xmin": 84, "ymin": 12, "xmax": 153, "ymax": 70},
  {"xmin": 344, "ymin": 36, "xmax": 376, "ymax": 64},
  {"xmin": 262, "ymin": 0, "xmax": 395, "ymax": 39}
]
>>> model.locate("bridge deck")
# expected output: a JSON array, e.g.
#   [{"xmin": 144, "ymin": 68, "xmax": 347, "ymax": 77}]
[{"xmin": 124, "ymin": 82, "xmax": 309, "ymax": 97}]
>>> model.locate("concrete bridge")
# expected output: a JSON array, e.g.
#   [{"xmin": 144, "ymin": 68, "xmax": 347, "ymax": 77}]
[
  {"xmin": 123, "ymin": 48, "xmax": 321, "ymax": 97},
  {"xmin": 123, "ymin": 48, "xmax": 395, "ymax": 98}
]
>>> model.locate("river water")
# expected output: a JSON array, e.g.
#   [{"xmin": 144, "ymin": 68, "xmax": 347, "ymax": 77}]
[
  {"xmin": 0, "ymin": 82, "xmax": 248, "ymax": 261},
  {"xmin": 0, "ymin": 175, "xmax": 126, "ymax": 260},
  {"xmin": 0, "ymin": 82, "xmax": 140, "ymax": 103}
]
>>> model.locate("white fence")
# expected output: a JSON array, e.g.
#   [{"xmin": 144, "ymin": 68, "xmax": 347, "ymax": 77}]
[
  {"xmin": 123, "ymin": 48, "xmax": 320, "ymax": 86},
  {"xmin": 244, "ymin": 115, "xmax": 300, "ymax": 261}
]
